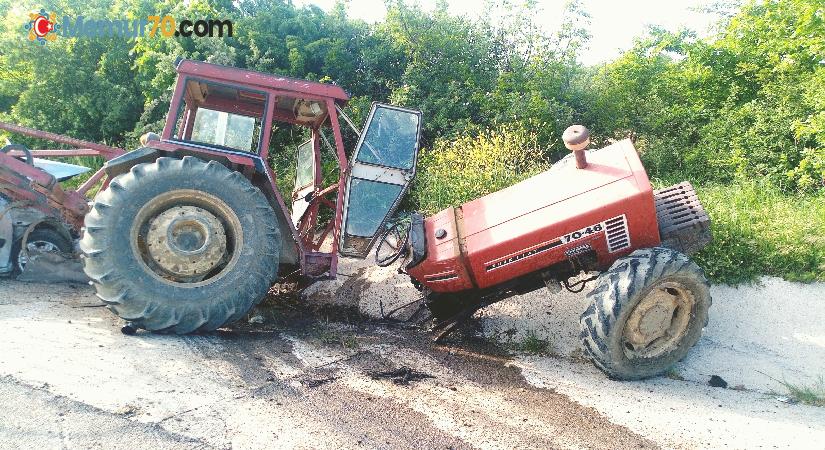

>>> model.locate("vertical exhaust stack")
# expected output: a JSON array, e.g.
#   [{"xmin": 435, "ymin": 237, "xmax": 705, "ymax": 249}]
[{"xmin": 563, "ymin": 125, "xmax": 590, "ymax": 169}]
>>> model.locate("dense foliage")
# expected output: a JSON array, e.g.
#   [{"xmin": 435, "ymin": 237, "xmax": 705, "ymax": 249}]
[{"xmin": 0, "ymin": 0, "xmax": 822, "ymax": 282}]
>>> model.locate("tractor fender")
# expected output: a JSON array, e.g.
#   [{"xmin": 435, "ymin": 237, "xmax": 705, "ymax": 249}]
[
  {"xmin": 104, "ymin": 147, "xmax": 161, "ymax": 178},
  {"xmin": 99, "ymin": 148, "xmax": 300, "ymax": 272}
]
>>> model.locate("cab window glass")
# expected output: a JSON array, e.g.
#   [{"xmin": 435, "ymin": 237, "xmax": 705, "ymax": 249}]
[
  {"xmin": 173, "ymin": 79, "xmax": 266, "ymax": 153},
  {"xmin": 355, "ymin": 107, "xmax": 419, "ymax": 169},
  {"xmin": 295, "ymin": 140, "xmax": 314, "ymax": 189}
]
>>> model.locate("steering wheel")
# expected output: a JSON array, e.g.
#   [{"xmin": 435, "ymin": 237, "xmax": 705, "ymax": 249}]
[
  {"xmin": 1, "ymin": 144, "xmax": 34, "ymax": 165},
  {"xmin": 375, "ymin": 220, "xmax": 411, "ymax": 267}
]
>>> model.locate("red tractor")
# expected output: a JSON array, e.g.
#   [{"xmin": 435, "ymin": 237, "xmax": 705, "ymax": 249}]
[
  {"xmin": 2, "ymin": 60, "xmax": 711, "ymax": 380},
  {"xmin": 388, "ymin": 125, "xmax": 712, "ymax": 379}
]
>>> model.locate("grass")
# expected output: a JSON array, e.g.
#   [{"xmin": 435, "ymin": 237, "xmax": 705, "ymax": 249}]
[
  {"xmin": 411, "ymin": 125, "xmax": 549, "ymax": 215},
  {"xmin": 689, "ymin": 180, "xmax": 825, "ymax": 284},
  {"xmin": 779, "ymin": 378, "xmax": 825, "ymax": 407},
  {"xmin": 315, "ymin": 324, "xmax": 360, "ymax": 349},
  {"xmin": 516, "ymin": 331, "xmax": 553, "ymax": 355}
]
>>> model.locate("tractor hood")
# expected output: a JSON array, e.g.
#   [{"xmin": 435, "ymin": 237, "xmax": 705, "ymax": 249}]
[
  {"xmin": 407, "ymin": 139, "xmax": 660, "ymax": 293},
  {"xmin": 460, "ymin": 142, "xmax": 638, "ymax": 237}
]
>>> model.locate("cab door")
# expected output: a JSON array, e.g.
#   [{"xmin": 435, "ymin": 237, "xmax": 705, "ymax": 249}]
[
  {"xmin": 291, "ymin": 138, "xmax": 316, "ymax": 227},
  {"xmin": 339, "ymin": 103, "xmax": 422, "ymax": 257}
]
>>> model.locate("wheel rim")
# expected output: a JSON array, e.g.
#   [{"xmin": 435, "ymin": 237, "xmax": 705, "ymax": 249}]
[
  {"xmin": 17, "ymin": 240, "xmax": 59, "ymax": 271},
  {"xmin": 130, "ymin": 190, "xmax": 243, "ymax": 286},
  {"xmin": 622, "ymin": 281, "xmax": 696, "ymax": 359}
]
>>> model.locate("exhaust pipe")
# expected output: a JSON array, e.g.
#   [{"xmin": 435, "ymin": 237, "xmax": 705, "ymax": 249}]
[{"xmin": 563, "ymin": 125, "xmax": 590, "ymax": 169}]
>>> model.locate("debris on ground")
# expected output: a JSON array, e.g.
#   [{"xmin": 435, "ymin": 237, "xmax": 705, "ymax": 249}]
[
  {"xmin": 708, "ymin": 375, "xmax": 728, "ymax": 388},
  {"xmin": 300, "ymin": 376, "xmax": 338, "ymax": 388},
  {"xmin": 369, "ymin": 366, "xmax": 434, "ymax": 385},
  {"xmin": 16, "ymin": 251, "xmax": 90, "ymax": 284},
  {"xmin": 248, "ymin": 314, "xmax": 265, "ymax": 324},
  {"xmin": 776, "ymin": 396, "xmax": 799, "ymax": 405}
]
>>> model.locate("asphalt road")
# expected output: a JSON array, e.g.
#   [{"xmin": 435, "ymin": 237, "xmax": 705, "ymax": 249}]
[{"xmin": 0, "ymin": 279, "xmax": 654, "ymax": 449}]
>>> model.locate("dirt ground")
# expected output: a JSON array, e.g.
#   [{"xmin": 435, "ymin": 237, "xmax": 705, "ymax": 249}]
[
  {"xmin": 0, "ymin": 279, "xmax": 653, "ymax": 449},
  {"xmin": 1, "ymin": 260, "xmax": 824, "ymax": 449}
]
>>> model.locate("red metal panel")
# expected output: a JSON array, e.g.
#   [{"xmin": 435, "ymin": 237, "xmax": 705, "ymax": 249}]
[
  {"xmin": 258, "ymin": 99, "xmax": 276, "ymax": 160},
  {"xmin": 163, "ymin": 76, "xmax": 186, "ymax": 140},
  {"xmin": 176, "ymin": 60, "xmax": 349, "ymax": 102},
  {"xmin": 406, "ymin": 208, "xmax": 474, "ymax": 292},
  {"xmin": 460, "ymin": 140, "xmax": 638, "ymax": 237},
  {"xmin": 463, "ymin": 178, "xmax": 658, "ymax": 289},
  {"xmin": 409, "ymin": 139, "xmax": 661, "ymax": 293},
  {"xmin": 326, "ymin": 100, "xmax": 349, "ymax": 278},
  {"xmin": 0, "ymin": 153, "xmax": 89, "ymax": 232}
]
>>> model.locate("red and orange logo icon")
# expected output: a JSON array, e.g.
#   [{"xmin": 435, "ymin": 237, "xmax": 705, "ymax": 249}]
[{"xmin": 24, "ymin": 9, "xmax": 60, "ymax": 45}]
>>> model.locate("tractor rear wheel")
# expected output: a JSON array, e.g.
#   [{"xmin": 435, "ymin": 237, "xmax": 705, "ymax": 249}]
[
  {"xmin": 81, "ymin": 156, "xmax": 280, "ymax": 333},
  {"xmin": 579, "ymin": 247, "xmax": 711, "ymax": 380}
]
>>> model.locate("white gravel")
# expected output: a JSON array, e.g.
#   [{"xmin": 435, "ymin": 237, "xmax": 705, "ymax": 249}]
[{"xmin": 3, "ymin": 257, "xmax": 823, "ymax": 449}]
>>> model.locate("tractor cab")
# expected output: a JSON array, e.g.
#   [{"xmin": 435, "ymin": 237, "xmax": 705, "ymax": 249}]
[
  {"xmin": 73, "ymin": 59, "xmax": 425, "ymax": 335},
  {"xmin": 119, "ymin": 59, "xmax": 422, "ymax": 279}
]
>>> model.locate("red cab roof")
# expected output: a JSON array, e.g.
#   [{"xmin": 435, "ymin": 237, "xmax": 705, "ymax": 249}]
[{"xmin": 175, "ymin": 59, "xmax": 350, "ymax": 104}]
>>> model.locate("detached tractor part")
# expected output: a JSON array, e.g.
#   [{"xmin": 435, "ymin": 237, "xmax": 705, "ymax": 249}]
[
  {"xmin": 393, "ymin": 125, "xmax": 712, "ymax": 380},
  {"xmin": 78, "ymin": 59, "xmax": 422, "ymax": 333},
  {"xmin": 0, "ymin": 136, "xmax": 116, "ymax": 283}
]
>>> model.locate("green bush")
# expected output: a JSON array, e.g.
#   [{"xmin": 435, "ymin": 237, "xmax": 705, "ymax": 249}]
[{"xmin": 411, "ymin": 126, "xmax": 549, "ymax": 214}]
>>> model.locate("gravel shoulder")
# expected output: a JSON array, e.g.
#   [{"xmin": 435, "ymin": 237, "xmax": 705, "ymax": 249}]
[{"xmin": 2, "ymin": 258, "xmax": 823, "ymax": 449}]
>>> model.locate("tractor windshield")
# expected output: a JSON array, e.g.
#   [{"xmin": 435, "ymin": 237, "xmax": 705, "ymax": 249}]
[
  {"xmin": 355, "ymin": 107, "xmax": 419, "ymax": 169},
  {"xmin": 172, "ymin": 79, "xmax": 266, "ymax": 153}
]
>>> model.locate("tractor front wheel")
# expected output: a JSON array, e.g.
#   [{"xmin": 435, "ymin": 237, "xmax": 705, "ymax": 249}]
[
  {"xmin": 81, "ymin": 156, "xmax": 280, "ymax": 333},
  {"xmin": 579, "ymin": 247, "xmax": 711, "ymax": 380}
]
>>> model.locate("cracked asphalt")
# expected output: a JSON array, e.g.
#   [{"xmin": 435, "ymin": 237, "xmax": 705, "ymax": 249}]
[{"xmin": 0, "ymin": 279, "xmax": 655, "ymax": 449}]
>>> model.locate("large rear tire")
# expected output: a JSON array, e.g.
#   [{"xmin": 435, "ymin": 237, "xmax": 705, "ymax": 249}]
[
  {"xmin": 81, "ymin": 156, "xmax": 280, "ymax": 334},
  {"xmin": 579, "ymin": 247, "xmax": 711, "ymax": 380}
]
